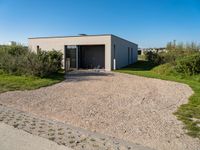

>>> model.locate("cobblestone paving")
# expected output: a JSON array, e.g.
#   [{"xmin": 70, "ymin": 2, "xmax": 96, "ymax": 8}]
[{"xmin": 0, "ymin": 104, "xmax": 153, "ymax": 150}]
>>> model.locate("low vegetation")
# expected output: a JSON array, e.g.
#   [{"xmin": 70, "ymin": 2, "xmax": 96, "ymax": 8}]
[
  {"xmin": 0, "ymin": 71, "xmax": 64, "ymax": 93},
  {"xmin": 0, "ymin": 45, "xmax": 63, "ymax": 77},
  {"xmin": 117, "ymin": 42, "xmax": 200, "ymax": 139},
  {"xmin": 0, "ymin": 44, "xmax": 64, "ymax": 93}
]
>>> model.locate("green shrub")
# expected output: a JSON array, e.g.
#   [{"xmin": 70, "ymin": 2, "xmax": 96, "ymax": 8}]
[
  {"xmin": 144, "ymin": 51, "xmax": 163, "ymax": 65},
  {"xmin": 163, "ymin": 42, "xmax": 200, "ymax": 64},
  {"xmin": 158, "ymin": 51, "xmax": 177, "ymax": 64},
  {"xmin": 152, "ymin": 63, "xmax": 176, "ymax": 75},
  {"xmin": 26, "ymin": 50, "xmax": 63, "ymax": 77},
  {"xmin": 0, "ymin": 45, "xmax": 63, "ymax": 77},
  {"xmin": 0, "ymin": 52, "xmax": 27, "ymax": 75},
  {"xmin": 175, "ymin": 53, "xmax": 200, "ymax": 75},
  {"xmin": 159, "ymin": 50, "xmax": 198, "ymax": 65},
  {"xmin": 0, "ymin": 45, "xmax": 28, "ymax": 74},
  {"xmin": 143, "ymin": 41, "xmax": 200, "ymax": 76},
  {"xmin": 7, "ymin": 45, "xmax": 28, "ymax": 56}
]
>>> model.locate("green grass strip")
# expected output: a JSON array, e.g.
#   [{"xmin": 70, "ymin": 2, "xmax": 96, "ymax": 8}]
[{"xmin": 0, "ymin": 72, "xmax": 65, "ymax": 93}]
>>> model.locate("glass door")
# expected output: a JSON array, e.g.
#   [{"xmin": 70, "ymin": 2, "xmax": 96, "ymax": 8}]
[{"xmin": 65, "ymin": 45, "xmax": 77, "ymax": 69}]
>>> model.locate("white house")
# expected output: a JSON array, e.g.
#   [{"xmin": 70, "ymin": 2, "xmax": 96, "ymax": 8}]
[{"xmin": 28, "ymin": 34, "xmax": 138, "ymax": 71}]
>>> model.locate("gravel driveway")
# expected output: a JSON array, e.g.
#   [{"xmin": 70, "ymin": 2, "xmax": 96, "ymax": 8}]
[{"xmin": 0, "ymin": 71, "xmax": 199, "ymax": 150}]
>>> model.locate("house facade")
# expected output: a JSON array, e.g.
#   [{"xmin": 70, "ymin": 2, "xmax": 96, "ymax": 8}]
[{"xmin": 28, "ymin": 34, "xmax": 138, "ymax": 71}]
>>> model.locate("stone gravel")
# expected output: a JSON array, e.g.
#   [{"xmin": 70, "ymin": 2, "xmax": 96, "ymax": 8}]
[
  {"xmin": 0, "ymin": 104, "xmax": 152, "ymax": 150},
  {"xmin": 0, "ymin": 70, "xmax": 199, "ymax": 150}
]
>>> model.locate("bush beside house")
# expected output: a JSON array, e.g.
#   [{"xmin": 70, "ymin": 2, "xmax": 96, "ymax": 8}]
[
  {"xmin": 175, "ymin": 53, "xmax": 200, "ymax": 75},
  {"xmin": 0, "ymin": 45, "xmax": 63, "ymax": 77},
  {"xmin": 144, "ymin": 42, "xmax": 200, "ymax": 76}
]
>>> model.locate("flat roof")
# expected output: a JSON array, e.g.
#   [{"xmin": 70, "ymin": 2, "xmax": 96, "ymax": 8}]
[
  {"xmin": 28, "ymin": 34, "xmax": 112, "ymax": 39},
  {"xmin": 28, "ymin": 34, "xmax": 137, "ymax": 45}
]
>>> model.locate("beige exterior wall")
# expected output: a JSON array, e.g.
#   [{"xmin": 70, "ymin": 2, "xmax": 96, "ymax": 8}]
[
  {"xmin": 111, "ymin": 36, "xmax": 138, "ymax": 69},
  {"xmin": 28, "ymin": 35, "xmax": 138, "ymax": 71},
  {"xmin": 28, "ymin": 35, "xmax": 111, "ymax": 71}
]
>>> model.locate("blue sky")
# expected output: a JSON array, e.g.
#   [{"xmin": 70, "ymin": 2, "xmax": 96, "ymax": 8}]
[{"xmin": 0, "ymin": 0, "xmax": 200, "ymax": 48}]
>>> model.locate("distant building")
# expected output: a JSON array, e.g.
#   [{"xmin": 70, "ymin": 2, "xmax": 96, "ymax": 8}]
[
  {"xmin": 138, "ymin": 47, "xmax": 167, "ymax": 55},
  {"xmin": 0, "ymin": 41, "xmax": 20, "ymax": 46}
]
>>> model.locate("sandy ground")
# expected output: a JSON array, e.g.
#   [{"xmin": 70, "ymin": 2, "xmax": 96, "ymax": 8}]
[
  {"xmin": 0, "ymin": 123, "xmax": 72, "ymax": 150},
  {"xmin": 0, "ymin": 71, "xmax": 199, "ymax": 150}
]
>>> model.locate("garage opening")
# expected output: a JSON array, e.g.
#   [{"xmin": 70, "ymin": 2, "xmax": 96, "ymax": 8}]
[
  {"xmin": 64, "ymin": 45, "xmax": 105, "ymax": 71},
  {"xmin": 78, "ymin": 45, "xmax": 105, "ymax": 69}
]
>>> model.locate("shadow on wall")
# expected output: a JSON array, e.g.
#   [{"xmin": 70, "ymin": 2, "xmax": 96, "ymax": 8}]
[{"xmin": 65, "ymin": 70, "xmax": 114, "ymax": 82}]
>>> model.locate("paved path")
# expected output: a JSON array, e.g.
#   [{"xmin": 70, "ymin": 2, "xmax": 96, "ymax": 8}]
[
  {"xmin": 0, "ymin": 123, "xmax": 72, "ymax": 150},
  {"xmin": 0, "ymin": 105, "xmax": 153, "ymax": 150}
]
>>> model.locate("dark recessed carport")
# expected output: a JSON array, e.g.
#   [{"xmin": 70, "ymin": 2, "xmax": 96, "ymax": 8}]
[{"xmin": 78, "ymin": 45, "xmax": 105, "ymax": 69}]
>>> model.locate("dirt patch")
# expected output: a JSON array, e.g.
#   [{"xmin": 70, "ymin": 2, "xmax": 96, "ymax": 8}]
[{"xmin": 0, "ymin": 71, "xmax": 199, "ymax": 150}]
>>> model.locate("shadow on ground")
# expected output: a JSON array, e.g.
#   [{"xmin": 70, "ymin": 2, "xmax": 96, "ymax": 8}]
[
  {"xmin": 65, "ymin": 70, "xmax": 114, "ymax": 82},
  {"xmin": 121, "ymin": 60, "xmax": 157, "ymax": 71}
]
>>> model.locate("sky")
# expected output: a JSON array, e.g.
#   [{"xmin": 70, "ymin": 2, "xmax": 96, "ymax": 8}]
[{"xmin": 0, "ymin": 0, "xmax": 200, "ymax": 48}]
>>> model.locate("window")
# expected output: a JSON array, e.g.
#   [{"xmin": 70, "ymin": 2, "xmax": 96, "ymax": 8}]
[
  {"xmin": 128, "ymin": 47, "xmax": 130, "ymax": 64},
  {"xmin": 131, "ymin": 48, "xmax": 133, "ymax": 62},
  {"xmin": 37, "ymin": 45, "xmax": 40, "ymax": 53},
  {"xmin": 65, "ymin": 45, "xmax": 77, "ymax": 68}
]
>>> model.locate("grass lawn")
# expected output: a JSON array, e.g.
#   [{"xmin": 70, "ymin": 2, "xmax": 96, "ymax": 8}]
[
  {"xmin": 0, "ymin": 72, "xmax": 65, "ymax": 93},
  {"xmin": 116, "ymin": 60, "xmax": 200, "ymax": 139}
]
